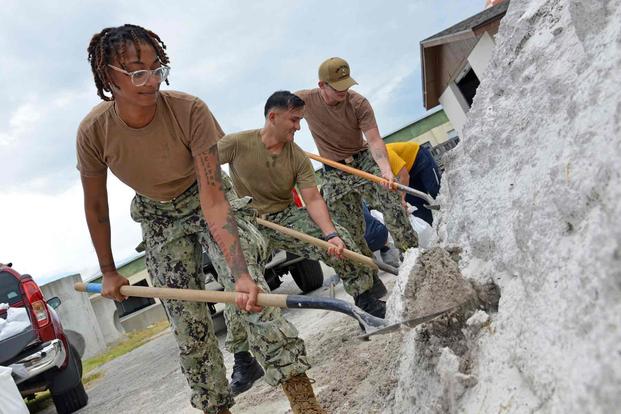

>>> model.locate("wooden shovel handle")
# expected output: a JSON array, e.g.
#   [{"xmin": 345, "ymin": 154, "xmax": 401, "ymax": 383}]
[
  {"xmin": 74, "ymin": 283, "xmax": 289, "ymax": 308},
  {"xmin": 256, "ymin": 218, "xmax": 379, "ymax": 271},
  {"xmin": 305, "ymin": 151, "xmax": 388, "ymax": 186},
  {"xmin": 305, "ymin": 151, "xmax": 436, "ymax": 206}
]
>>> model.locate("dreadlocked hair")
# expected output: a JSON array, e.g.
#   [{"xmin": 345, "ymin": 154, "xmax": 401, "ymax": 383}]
[{"xmin": 86, "ymin": 24, "xmax": 170, "ymax": 101}]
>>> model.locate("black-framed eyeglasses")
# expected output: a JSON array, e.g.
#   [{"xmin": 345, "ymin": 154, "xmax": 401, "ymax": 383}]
[{"xmin": 107, "ymin": 64, "xmax": 170, "ymax": 87}]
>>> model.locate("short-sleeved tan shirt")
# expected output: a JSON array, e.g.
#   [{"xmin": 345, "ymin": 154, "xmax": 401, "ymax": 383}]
[
  {"xmin": 218, "ymin": 129, "xmax": 317, "ymax": 215},
  {"xmin": 76, "ymin": 90, "xmax": 224, "ymax": 201},
  {"xmin": 295, "ymin": 88, "xmax": 377, "ymax": 161}
]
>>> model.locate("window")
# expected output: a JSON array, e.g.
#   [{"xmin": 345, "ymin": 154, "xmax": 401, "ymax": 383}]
[
  {"xmin": 0, "ymin": 272, "xmax": 22, "ymax": 306},
  {"xmin": 115, "ymin": 279, "xmax": 155, "ymax": 318}
]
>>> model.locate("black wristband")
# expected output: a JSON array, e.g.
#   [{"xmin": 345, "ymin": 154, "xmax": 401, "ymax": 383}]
[{"xmin": 323, "ymin": 231, "xmax": 338, "ymax": 241}]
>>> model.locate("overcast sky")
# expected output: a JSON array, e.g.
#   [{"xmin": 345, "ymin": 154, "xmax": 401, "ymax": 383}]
[{"xmin": 1, "ymin": 0, "xmax": 484, "ymax": 284}]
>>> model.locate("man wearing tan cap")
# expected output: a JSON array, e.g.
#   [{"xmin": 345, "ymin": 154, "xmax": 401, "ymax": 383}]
[{"xmin": 296, "ymin": 58, "xmax": 418, "ymax": 261}]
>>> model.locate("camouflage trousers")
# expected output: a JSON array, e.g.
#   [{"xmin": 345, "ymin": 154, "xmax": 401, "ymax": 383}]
[
  {"xmin": 322, "ymin": 149, "xmax": 418, "ymax": 256},
  {"xmin": 130, "ymin": 183, "xmax": 310, "ymax": 414},
  {"xmin": 224, "ymin": 204, "xmax": 375, "ymax": 354}
]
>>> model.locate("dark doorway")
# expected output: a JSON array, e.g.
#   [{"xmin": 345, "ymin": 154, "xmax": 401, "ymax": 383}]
[{"xmin": 456, "ymin": 68, "xmax": 480, "ymax": 108}]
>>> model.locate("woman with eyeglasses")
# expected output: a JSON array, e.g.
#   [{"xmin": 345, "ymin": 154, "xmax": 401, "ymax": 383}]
[{"xmin": 76, "ymin": 24, "xmax": 324, "ymax": 414}]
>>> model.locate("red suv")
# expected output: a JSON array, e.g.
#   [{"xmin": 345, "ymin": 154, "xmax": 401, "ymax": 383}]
[{"xmin": 0, "ymin": 263, "xmax": 88, "ymax": 413}]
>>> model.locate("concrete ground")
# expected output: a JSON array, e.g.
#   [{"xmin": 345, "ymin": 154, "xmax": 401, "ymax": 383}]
[{"xmin": 42, "ymin": 265, "xmax": 400, "ymax": 414}]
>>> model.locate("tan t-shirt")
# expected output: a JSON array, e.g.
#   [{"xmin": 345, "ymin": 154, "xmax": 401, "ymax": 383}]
[
  {"xmin": 76, "ymin": 90, "xmax": 224, "ymax": 201},
  {"xmin": 218, "ymin": 129, "xmax": 317, "ymax": 215},
  {"xmin": 295, "ymin": 88, "xmax": 377, "ymax": 161}
]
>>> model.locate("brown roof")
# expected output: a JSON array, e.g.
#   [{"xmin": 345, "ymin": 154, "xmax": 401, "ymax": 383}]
[{"xmin": 420, "ymin": 1, "xmax": 509, "ymax": 109}]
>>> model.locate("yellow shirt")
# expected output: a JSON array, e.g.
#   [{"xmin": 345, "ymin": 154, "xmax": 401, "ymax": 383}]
[{"xmin": 386, "ymin": 142, "xmax": 420, "ymax": 175}]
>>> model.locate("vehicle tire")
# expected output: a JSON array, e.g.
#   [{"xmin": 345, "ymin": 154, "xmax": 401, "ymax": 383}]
[
  {"xmin": 51, "ymin": 344, "xmax": 88, "ymax": 414},
  {"xmin": 52, "ymin": 381, "xmax": 88, "ymax": 414},
  {"xmin": 289, "ymin": 259, "xmax": 323, "ymax": 293}
]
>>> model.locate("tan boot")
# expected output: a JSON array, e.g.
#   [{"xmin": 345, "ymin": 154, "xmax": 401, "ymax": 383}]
[{"xmin": 282, "ymin": 373, "xmax": 327, "ymax": 414}]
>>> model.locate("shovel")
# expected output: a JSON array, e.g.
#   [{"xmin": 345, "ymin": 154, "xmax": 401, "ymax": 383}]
[
  {"xmin": 74, "ymin": 283, "xmax": 456, "ymax": 338},
  {"xmin": 305, "ymin": 151, "xmax": 440, "ymax": 210},
  {"xmin": 256, "ymin": 218, "xmax": 399, "ymax": 275}
]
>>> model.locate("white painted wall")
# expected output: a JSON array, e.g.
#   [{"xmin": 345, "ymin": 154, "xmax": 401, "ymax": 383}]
[
  {"xmin": 90, "ymin": 295, "xmax": 126, "ymax": 346},
  {"xmin": 439, "ymin": 81, "xmax": 469, "ymax": 137},
  {"xmin": 468, "ymin": 31, "xmax": 496, "ymax": 79},
  {"xmin": 42, "ymin": 274, "xmax": 107, "ymax": 359}
]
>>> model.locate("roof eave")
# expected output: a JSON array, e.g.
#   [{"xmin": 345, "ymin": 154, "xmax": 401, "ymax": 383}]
[{"xmin": 420, "ymin": 29, "xmax": 475, "ymax": 48}]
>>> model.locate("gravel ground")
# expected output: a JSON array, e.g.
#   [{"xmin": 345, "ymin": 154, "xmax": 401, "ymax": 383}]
[{"xmin": 41, "ymin": 265, "xmax": 399, "ymax": 414}]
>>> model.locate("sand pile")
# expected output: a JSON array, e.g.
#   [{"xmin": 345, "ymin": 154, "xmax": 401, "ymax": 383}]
[
  {"xmin": 386, "ymin": 247, "xmax": 501, "ymax": 413},
  {"xmin": 392, "ymin": 0, "xmax": 621, "ymax": 412},
  {"xmin": 403, "ymin": 247, "xmax": 477, "ymax": 318},
  {"xmin": 402, "ymin": 247, "xmax": 499, "ymax": 356}
]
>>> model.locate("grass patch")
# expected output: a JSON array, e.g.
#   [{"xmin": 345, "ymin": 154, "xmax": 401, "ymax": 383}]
[
  {"xmin": 82, "ymin": 320, "xmax": 170, "ymax": 374},
  {"xmin": 26, "ymin": 320, "xmax": 170, "ymax": 413},
  {"xmin": 25, "ymin": 391, "xmax": 52, "ymax": 412},
  {"xmin": 83, "ymin": 371, "xmax": 104, "ymax": 386}
]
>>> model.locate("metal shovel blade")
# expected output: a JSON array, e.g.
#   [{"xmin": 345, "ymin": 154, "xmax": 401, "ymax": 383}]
[
  {"xmin": 285, "ymin": 294, "xmax": 387, "ymax": 328},
  {"xmin": 373, "ymin": 260, "xmax": 399, "ymax": 275},
  {"xmin": 358, "ymin": 304, "xmax": 461, "ymax": 340}
]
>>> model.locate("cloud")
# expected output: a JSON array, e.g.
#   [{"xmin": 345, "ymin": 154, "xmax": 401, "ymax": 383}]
[
  {"xmin": 0, "ymin": 175, "xmax": 142, "ymax": 284},
  {"xmin": 1, "ymin": 87, "xmax": 98, "ymax": 193},
  {"xmin": 1, "ymin": 0, "xmax": 486, "ymax": 282},
  {"xmin": 0, "ymin": 101, "xmax": 39, "ymax": 146}
]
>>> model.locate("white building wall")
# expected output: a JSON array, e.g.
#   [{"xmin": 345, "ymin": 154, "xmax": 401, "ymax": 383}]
[
  {"xmin": 90, "ymin": 295, "xmax": 126, "ymax": 346},
  {"xmin": 41, "ymin": 274, "xmax": 107, "ymax": 359},
  {"xmin": 468, "ymin": 31, "xmax": 496, "ymax": 78},
  {"xmin": 439, "ymin": 81, "xmax": 469, "ymax": 137}
]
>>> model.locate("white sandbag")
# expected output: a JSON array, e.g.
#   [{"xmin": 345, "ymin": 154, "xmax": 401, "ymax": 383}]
[
  {"xmin": 409, "ymin": 214, "xmax": 437, "ymax": 249},
  {"xmin": 0, "ymin": 366, "xmax": 29, "ymax": 414},
  {"xmin": 0, "ymin": 307, "xmax": 31, "ymax": 342},
  {"xmin": 372, "ymin": 205, "xmax": 437, "ymax": 249}
]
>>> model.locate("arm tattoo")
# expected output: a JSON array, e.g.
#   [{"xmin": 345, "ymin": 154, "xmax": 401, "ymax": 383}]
[
  {"xmin": 197, "ymin": 145, "xmax": 223, "ymax": 191},
  {"xmin": 196, "ymin": 145, "xmax": 249, "ymax": 280},
  {"xmin": 220, "ymin": 213, "xmax": 249, "ymax": 277},
  {"xmin": 97, "ymin": 215, "xmax": 110, "ymax": 224}
]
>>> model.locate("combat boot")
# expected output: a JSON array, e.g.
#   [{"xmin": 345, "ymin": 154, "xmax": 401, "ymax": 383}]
[
  {"xmin": 355, "ymin": 289, "xmax": 386, "ymax": 318},
  {"xmin": 229, "ymin": 351, "xmax": 264, "ymax": 396},
  {"xmin": 282, "ymin": 373, "xmax": 327, "ymax": 414},
  {"xmin": 380, "ymin": 246, "xmax": 401, "ymax": 268}
]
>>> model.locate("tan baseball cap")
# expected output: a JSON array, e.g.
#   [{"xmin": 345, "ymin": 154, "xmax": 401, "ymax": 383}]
[{"xmin": 318, "ymin": 57, "xmax": 358, "ymax": 91}]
